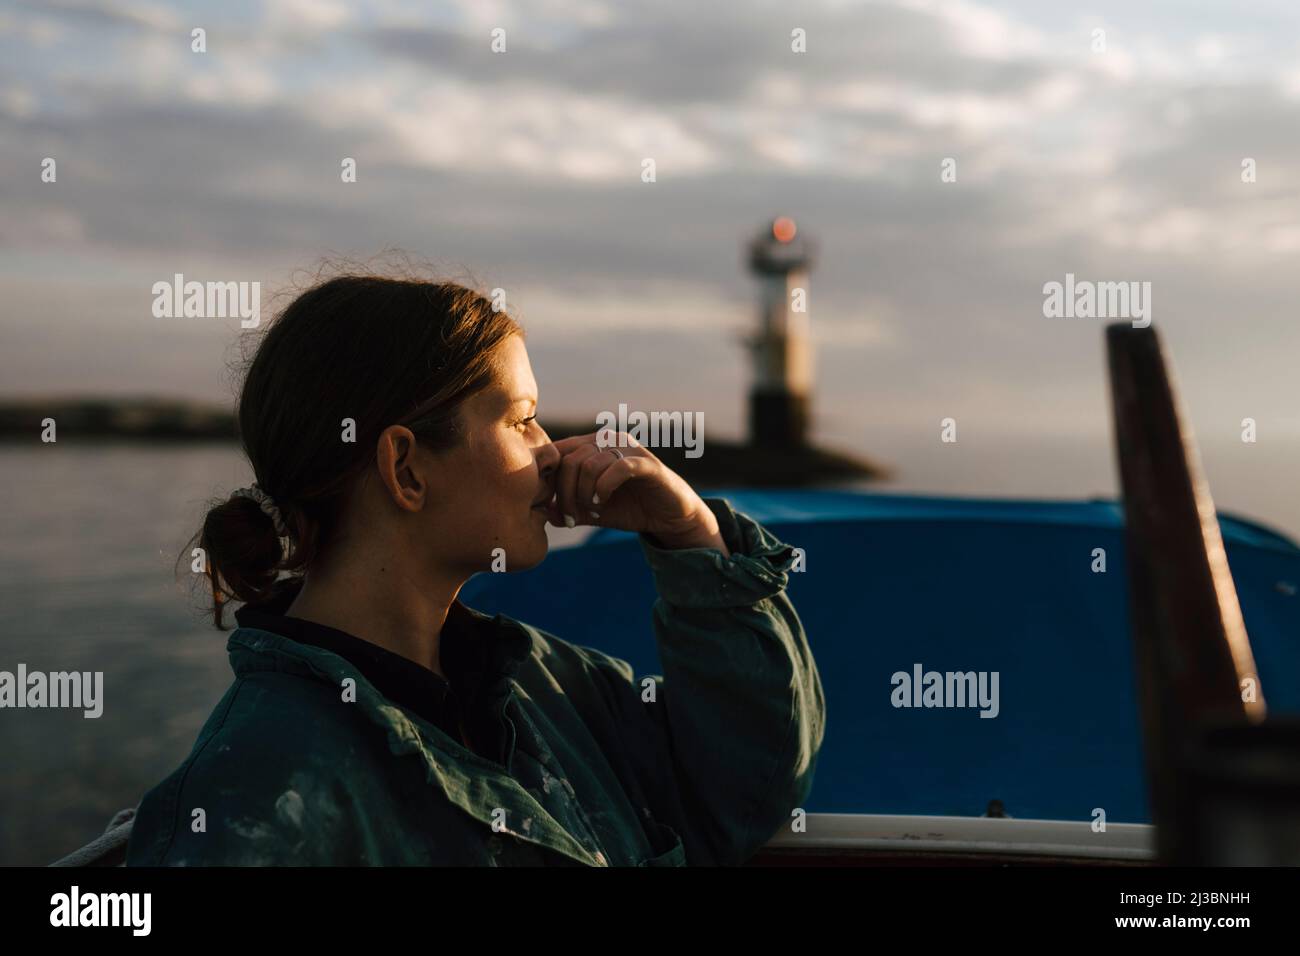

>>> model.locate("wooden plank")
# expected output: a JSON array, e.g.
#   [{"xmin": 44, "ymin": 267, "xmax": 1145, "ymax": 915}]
[{"xmin": 1104, "ymin": 322, "xmax": 1265, "ymax": 863}]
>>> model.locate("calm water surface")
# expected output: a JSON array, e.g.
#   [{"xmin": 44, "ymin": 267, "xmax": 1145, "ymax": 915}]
[{"xmin": 1, "ymin": 437, "xmax": 1295, "ymax": 865}]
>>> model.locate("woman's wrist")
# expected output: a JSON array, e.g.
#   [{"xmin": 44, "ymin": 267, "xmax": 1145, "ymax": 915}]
[{"xmin": 647, "ymin": 510, "xmax": 731, "ymax": 557}]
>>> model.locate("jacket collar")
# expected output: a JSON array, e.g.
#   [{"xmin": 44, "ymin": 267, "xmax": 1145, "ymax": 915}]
[
  {"xmin": 233, "ymin": 579, "xmax": 534, "ymax": 687},
  {"xmin": 226, "ymin": 605, "xmax": 602, "ymax": 866}
]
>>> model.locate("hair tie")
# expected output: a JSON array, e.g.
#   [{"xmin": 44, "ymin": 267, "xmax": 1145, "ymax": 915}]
[{"xmin": 231, "ymin": 484, "xmax": 290, "ymax": 539}]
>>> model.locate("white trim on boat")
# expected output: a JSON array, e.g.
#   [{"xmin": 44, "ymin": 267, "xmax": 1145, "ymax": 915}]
[{"xmin": 764, "ymin": 813, "xmax": 1155, "ymax": 861}]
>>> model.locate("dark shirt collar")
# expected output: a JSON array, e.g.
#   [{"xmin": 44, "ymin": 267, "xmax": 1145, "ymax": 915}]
[{"xmin": 232, "ymin": 579, "xmax": 532, "ymax": 754}]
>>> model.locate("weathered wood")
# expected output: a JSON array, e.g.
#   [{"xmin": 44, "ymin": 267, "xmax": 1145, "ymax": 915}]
[{"xmin": 1105, "ymin": 323, "xmax": 1265, "ymax": 863}]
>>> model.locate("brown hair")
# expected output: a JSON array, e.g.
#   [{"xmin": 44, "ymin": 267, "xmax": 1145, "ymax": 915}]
[{"xmin": 185, "ymin": 270, "xmax": 522, "ymax": 627}]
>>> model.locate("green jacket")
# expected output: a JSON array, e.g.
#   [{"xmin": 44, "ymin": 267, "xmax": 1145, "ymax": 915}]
[{"xmin": 125, "ymin": 498, "xmax": 825, "ymax": 866}]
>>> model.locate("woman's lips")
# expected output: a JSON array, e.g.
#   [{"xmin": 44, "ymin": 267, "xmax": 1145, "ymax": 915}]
[
  {"xmin": 532, "ymin": 491, "xmax": 558, "ymax": 522},
  {"xmin": 530, "ymin": 489, "xmax": 556, "ymax": 520}
]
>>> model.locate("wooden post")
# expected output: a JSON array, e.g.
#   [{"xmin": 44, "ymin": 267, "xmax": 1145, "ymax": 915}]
[{"xmin": 1105, "ymin": 323, "xmax": 1265, "ymax": 864}]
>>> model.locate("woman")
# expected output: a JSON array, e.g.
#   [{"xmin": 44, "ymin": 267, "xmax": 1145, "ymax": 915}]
[{"xmin": 125, "ymin": 272, "xmax": 825, "ymax": 867}]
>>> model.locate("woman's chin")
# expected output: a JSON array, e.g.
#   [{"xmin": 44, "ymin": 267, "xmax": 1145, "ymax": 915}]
[{"xmin": 515, "ymin": 522, "xmax": 551, "ymax": 568}]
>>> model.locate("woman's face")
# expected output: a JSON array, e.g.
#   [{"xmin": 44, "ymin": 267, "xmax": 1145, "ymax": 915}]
[{"xmin": 423, "ymin": 334, "xmax": 559, "ymax": 574}]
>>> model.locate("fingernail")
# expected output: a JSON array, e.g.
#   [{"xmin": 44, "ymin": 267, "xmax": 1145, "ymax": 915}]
[
  {"xmin": 564, "ymin": 514, "xmax": 575, "ymax": 528},
  {"xmin": 592, "ymin": 493, "xmax": 600, "ymax": 505}
]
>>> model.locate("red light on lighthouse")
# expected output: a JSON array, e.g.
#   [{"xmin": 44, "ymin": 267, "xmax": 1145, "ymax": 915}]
[{"xmin": 772, "ymin": 217, "xmax": 797, "ymax": 243}]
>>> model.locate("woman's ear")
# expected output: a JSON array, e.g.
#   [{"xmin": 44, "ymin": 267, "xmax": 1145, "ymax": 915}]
[{"xmin": 375, "ymin": 425, "xmax": 426, "ymax": 514}]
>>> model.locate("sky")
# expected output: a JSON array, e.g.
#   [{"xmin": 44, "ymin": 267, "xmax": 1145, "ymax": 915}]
[{"xmin": 3, "ymin": 0, "xmax": 1299, "ymax": 469}]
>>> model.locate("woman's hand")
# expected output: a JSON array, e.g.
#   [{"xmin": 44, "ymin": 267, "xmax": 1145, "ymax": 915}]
[{"xmin": 546, "ymin": 431, "xmax": 730, "ymax": 556}]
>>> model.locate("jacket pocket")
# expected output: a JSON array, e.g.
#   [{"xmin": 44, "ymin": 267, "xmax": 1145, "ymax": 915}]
[{"xmin": 637, "ymin": 819, "xmax": 686, "ymax": 867}]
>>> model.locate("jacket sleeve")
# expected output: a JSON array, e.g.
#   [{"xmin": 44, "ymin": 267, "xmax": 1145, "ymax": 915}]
[{"xmin": 569, "ymin": 497, "xmax": 826, "ymax": 865}]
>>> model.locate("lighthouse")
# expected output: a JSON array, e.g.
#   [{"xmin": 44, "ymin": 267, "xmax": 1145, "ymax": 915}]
[
  {"xmin": 536, "ymin": 216, "xmax": 882, "ymax": 485},
  {"xmin": 747, "ymin": 216, "xmax": 816, "ymax": 447}
]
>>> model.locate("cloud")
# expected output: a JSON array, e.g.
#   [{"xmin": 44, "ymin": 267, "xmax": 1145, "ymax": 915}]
[
  {"xmin": 15, "ymin": 0, "xmax": 179, "ymax": 34},
  {"xmin": 2, "ymin": 0, "xmax": 1300, "ymax": 468},
  {"xmin": 263, "ymin": 0, "xmax": 353, "ymax": 33}
]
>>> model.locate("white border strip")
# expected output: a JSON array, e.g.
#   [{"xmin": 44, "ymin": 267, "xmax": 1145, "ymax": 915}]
[{"xmin": 764, "ymin": 813, "xmax": 1155, "ymax": 861}]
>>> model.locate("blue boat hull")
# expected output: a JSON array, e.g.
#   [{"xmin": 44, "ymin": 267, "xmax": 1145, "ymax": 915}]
[{"xmin": 461, "ymin": 489, "xmax": 1300, "ymax": 825}]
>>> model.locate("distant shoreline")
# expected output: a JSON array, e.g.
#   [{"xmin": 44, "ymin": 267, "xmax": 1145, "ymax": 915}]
[
  {"xmin": 0, "ymin": 397, "xmax": 888, "ymax": 486},
  {"xmin": 0, "ymin": 397, "xmax": 237, "ymax": 442}
]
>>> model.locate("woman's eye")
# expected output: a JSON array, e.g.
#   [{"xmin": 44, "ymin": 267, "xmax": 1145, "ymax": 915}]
[{"xmin": 515, "ymin": 414, "xmax": 537, "ymax": 431}]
